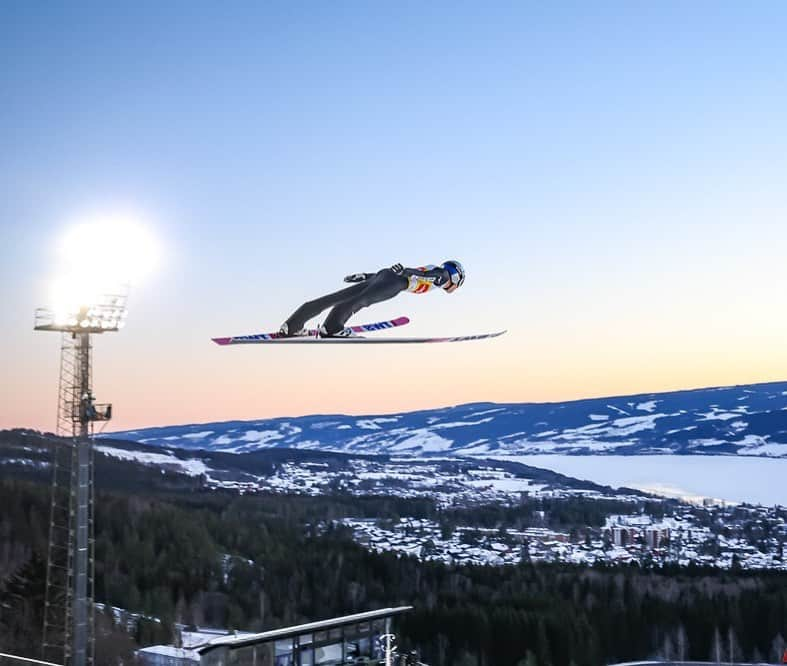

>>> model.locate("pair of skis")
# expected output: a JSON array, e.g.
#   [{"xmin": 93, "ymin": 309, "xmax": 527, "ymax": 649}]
[{"xmin": 212, "ymin": 316, "xmax": 505, "ymax": 346}]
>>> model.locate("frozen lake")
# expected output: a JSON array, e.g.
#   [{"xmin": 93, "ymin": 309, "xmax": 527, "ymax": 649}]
[{"xmin": 489, "ymin": 454, "xmax": 787, "ymax": 506}]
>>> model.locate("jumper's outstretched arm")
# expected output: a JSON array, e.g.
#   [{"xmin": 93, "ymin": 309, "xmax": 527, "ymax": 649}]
[{"xmin": 343, "ymin": 272, "xmax": 375, "ymax": 283}]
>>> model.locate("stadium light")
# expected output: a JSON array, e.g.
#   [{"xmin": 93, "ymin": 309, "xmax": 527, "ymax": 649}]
[
  {"xmin": 34, "ymin": 211, "xmax": 159, "ymax": 666},
  {"xmin": 37, "ymin": 211, "xmax": 158, "ymax": 333},
  {"xmin": 57, "ymin": 211, "xmax": 160, "ymax": 287}
]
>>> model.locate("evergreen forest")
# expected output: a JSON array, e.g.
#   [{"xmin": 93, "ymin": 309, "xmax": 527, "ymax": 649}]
[{"xmin": 1, "ymin": 473, "xmax": 786, "ymax": 665}]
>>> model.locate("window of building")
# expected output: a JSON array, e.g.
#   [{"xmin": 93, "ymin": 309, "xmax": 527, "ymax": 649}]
[
  {"xmin": 314, "ymin": 642, "xmax": 342, "ymax": 665},
  {"xmin": 274, "ymin": 639, "xmax": 294, "ymax": 666}
]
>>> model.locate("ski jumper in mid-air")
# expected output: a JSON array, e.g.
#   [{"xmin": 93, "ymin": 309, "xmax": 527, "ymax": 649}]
[{"xmin": 279, "ymin": 260, "xmax": 466, "ymax": 337}]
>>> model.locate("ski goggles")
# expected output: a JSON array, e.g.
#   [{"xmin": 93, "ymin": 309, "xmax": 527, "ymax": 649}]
[{"xmin": 445, "ymin": 265, "xmax": 463, "ymax": 287}]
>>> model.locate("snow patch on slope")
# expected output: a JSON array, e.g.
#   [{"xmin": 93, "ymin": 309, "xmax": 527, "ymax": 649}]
[
  {"xmin": 239, "ymin": 430, "xmax": 284, "ymax": 444},
  {"xmin": 433, "ymin": 417, "xmax": 494, "ymax": 429},
  {"xmin": 96, "ymin": 445, "xmax": 209, "ymax": 476},
  {"xmin": 182, "ymin": 431, "xmax": 214, "ymax": 440},
  {"xmin": 390, "ymin": 429, "xmax": 453, "ymax": 452},
  {"xmin": 357, "ymin": 417, "xmax": 400, "ymax": 430}
]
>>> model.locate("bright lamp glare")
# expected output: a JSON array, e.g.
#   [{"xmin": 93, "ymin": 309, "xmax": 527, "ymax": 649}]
[
  {"xmin": 50, "ymin": 274, "xmax": 103, "ymax": 323},
  {"xmin": 58, "ymin": 213, "xmax": 159, "ymax": 287},
  {"xmin": 48, "ymin": 211, "xmax": 160, "ymax": 318}
]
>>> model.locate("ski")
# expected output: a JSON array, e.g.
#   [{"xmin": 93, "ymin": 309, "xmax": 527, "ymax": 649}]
[
  {"xmin": 212, "ymin": 316, "xmax": 410, "ymax": 346},
  {"xmin": 213, "ymin": 327, "xmax": 506, "ymax": 345}
]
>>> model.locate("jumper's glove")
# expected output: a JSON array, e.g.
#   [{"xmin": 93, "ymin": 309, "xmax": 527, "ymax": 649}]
[
  {"xmin": 344, "ymin": 273, "xmax": 367, "ymax": 283},
  {"xmin": 391, "ymin": 263, "xmax": 404, "ymax": 275}
]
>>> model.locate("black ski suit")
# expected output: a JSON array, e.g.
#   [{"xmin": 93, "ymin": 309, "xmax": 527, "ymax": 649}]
[{"xmin": 283, "ymin": 265, "xmax": 451, "ymax": 336}]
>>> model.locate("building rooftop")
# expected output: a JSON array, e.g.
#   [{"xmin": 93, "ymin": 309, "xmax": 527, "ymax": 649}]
[
  {"xmin": 136, "ymin": 645, "xmax": 200, "ymax": 660},
  {"xmin": 197, "ymin": 606, "xmax": 413, "ymax": 655}
]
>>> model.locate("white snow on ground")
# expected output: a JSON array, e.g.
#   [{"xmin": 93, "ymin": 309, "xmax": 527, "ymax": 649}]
[
  {"xmin": 213, "ymin": 435, "xmax": 234, "ymax": 445},
  {"xmin": 469, "ymin": 407, "xmax": 506, "ymax": 417},
  {"xmin": 336, "ymin": 424, "xmax": 352, "ymax": 429},
  {"xmin": 485, "ymin": 454, "xmax": 787, "ymax": 506},
  {"xmin": 735, "ymin": 435, "xmax": 768, "ymax": 448},
  {"xmin": 698, "ymin": 410, "xmax": 740, "ymax": 421},
  {"xmin": 289, "ymin": 439, "xmax": 322, "ymax": 450},
  {"xmin": 607, "ymin": 405, "xmax": 629, "ymax": 416},
  {"xmin": 636, "ymin": 401, "xmax": 658, "ymax": 413},
  {"xmin": 95, "ymin": 445, "xmax": 210, "ymax": 476},
  {"xmin": 535, "ymin": 430, "xmax": 558, "ymax": 437},
  {"xmin": 550, "ymin": 423, "xmax": 607, "ymax": 439},
  {"xmin": 503, "ymin": 436, "xmax": 628, "ymax": 453},
  {"xmin": 688, "ymin": 438, "xmax": 728, "ymax": 447},
  {"xmin": 311, "ymin": 421, "xmax": 342, "ymax": 430},
  {"xmin": 666, "ymin": 426, "xmax": 697, "ymax": 434},
  {"xmin": 457, "ymin": 442, "xmax": 494, "ymax": 455},
  {"xmin": 433, "ymin": 417, "xmax": 494, "ymax": 429},
  {"xmin": 737, "ymin": 435, "xmax": 787, "ymax": 457},
  {"xmin": 238, "ymin": 430, "xmax": 284, "ymax": 444},
  {"xmin": 588, "ymin": 414, "xmax": 609, "ymax": 421},
  {"xmin": 546, "ymin": 414, "xmax": 667, "ymax": 442},
  {"xmin": 570, "ymin": 440, "xmax": 629, "ymax": 452},
  {"xmin": 281, "ymin": 423, "xmax": 302, "ymax": 435},
  {"xmin": 180, "ymin": 630, "xmax": 254, "ymax": 649},
  {"xmin": 607, "ymin": 414, "xmax": 668, "ymax": 436},
  {"xmin": 629, "ymin": 483, "xmax": 713, "ymax": 503},
  {"xmin": 358, "ymin": 471, "xmax": 421, "ymax": 481},
  {"xmin": 356, "ymin": 417, "xmax": 399, "ymax": 430},
  {"xmin": 390, "ymin": 429, "xmax": 453, "ymax": 452},
  {"xmin": 508, "ymin": 441, "xmax": 560, "ymax": 453},
  {"xmin": 730, "ymin": 421, "xmax": 748, "ymax": 431},
  {"xmin": 136, "ymin": 646, "xmax": 200, "ymax": 660},
  {"xmin": 182, "ymin": 431, "xmax": 214, "ymax": 439},
  {"xmin": 340, "ymin": 433, "xmax": 380, "ymax": 451},
  {"xmin": 466, "ymin": 477, "xmax": 546, "ymax": 493}
]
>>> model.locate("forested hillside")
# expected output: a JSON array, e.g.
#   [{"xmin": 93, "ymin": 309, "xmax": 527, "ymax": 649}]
[{"xmin": 1, "ymin": 478, "xmax": 785, "ymax": 665}]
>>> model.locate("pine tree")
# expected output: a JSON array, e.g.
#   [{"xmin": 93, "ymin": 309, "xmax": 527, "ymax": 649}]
[
  {"xmin": 710, "ymin": 626, "xmax": 725, "ymax": 664},
  {"xmin": 771, "ymin": 633, "xmax": 786, "ymax": 664}
]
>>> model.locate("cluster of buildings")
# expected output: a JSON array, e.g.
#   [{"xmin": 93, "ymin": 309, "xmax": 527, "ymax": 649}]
[
  {"xmin": 607, "ymin": 515, "xmax": 670, "ymax": 549},
  {"xmin": 196, "ymin": 453, "xmax": 787, "ymax": 572},
  {"xmin": 338, "ymin": 503, "xmax": 787, "ymax": 571}
]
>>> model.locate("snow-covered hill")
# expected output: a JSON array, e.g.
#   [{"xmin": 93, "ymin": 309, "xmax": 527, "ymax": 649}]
[{"xmin": 105, "ymin": 381, "xmax": 787, "ymax": 458}]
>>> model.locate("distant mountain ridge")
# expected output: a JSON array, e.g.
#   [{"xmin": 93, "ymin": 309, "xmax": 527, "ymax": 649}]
[{"xmin": 105, "ymin": 381, "xmax": 787, "ymax": 458}]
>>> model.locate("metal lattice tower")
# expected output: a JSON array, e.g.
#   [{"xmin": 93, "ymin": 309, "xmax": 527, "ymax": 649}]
[{"xmin": 36, "ymin": 294, "xmax": 127, "ymax": 666}]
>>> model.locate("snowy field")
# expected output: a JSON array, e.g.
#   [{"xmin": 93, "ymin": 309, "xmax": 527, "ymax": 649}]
[{"xmin": 488, "ymin": 454, "xmax": 787, "ymax": 506}]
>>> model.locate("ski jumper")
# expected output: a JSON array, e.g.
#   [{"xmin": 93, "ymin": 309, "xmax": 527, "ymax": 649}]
[{"xmin": 283, "ymin": 265, "xmax": 450, "ymax": 336}]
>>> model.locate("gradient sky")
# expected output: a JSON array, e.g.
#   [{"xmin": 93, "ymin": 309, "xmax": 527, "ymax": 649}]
[{"xmin": 2, "ymin": 1, "xmax": 786, "ymax": 432}]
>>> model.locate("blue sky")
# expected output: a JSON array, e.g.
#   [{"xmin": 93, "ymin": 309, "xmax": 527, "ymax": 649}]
[{"xmin": 2, "ymin": 2, "xmax": 786, "ymax": 430}]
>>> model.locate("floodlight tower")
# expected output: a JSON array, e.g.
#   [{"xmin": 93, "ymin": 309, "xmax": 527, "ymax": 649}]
[{"xmin": 35, "ymin": 290, "xmax": 128, "ymax": 666}]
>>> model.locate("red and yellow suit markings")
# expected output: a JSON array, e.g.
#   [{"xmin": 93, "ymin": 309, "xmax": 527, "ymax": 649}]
[{"xmin": 406, "ymin": 265, "xmax": 440, "ymax": 294}]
